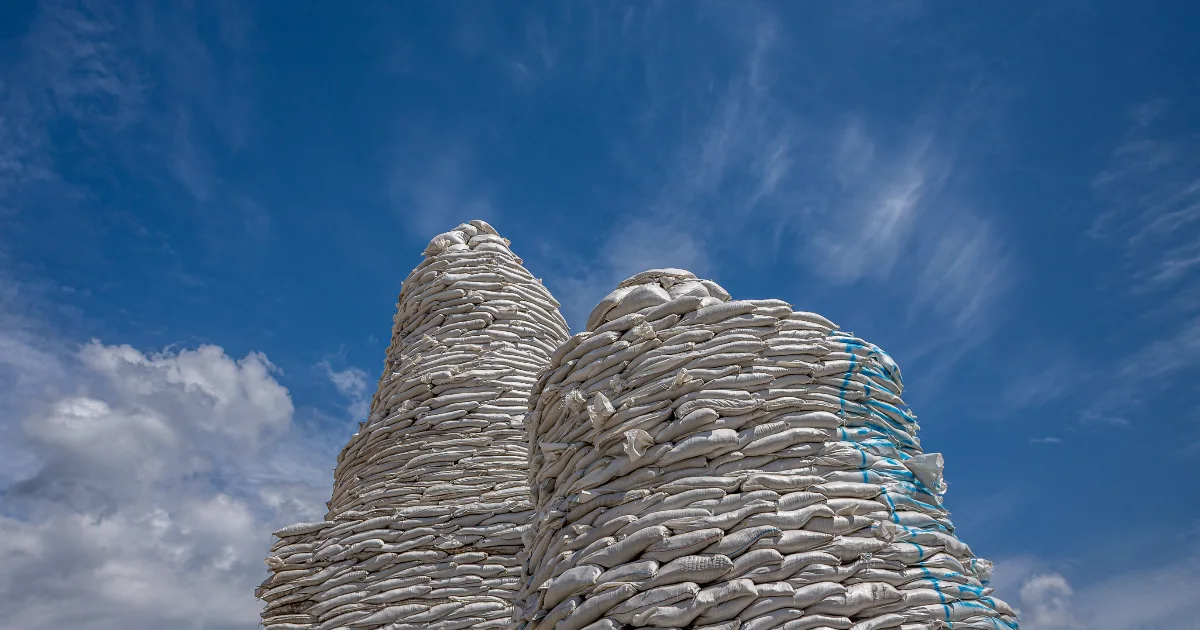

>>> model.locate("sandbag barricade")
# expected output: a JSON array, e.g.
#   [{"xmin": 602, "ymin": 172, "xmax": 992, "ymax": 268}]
[
  {"xmin": 517, "ymin": 268, "xmax": 1017, "ymax": 630},
  {"xmin": 258, "ymin": 220, "xmax": 570, "ymax": 630}
]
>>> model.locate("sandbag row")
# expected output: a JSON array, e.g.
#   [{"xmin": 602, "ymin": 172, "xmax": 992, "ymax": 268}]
[
  {"xmin": 517, "ymin": 269, "xmax": 1017, "ymax": 630},
  {"xmin": 258, "ymin": 221, "xmax": 570, "ymax": 630}
]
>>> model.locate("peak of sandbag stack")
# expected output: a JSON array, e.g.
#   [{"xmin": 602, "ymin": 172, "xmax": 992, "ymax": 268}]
[
  {"xmin": 421, "ymin": 219, "xmax": 511, "ymax": 257},
  {"xmin": 258, "ymin": 220, "xmax": 569, "ymax": 630},
  {"xmin": 330, "ymin": 219, "xmax": 568, "ymax": 517},
  {"xmin": 586, "ymin": 268, "xmax": 734, "ymax": 332}
]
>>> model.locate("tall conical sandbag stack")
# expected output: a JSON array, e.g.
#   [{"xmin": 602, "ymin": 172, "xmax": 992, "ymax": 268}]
[
  {"xmin": 517, "ymin": 269, "xmax": 1017, "ymax": 630},
  {"xmin": 258, "ymin": 220, "xmax": 570, "ymax": 630}
]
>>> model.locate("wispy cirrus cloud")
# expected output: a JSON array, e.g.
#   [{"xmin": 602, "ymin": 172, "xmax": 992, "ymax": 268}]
[
  {"xmin": 1091, "ymin": 99, "xmax": 1200, "ymax": 292},
  {"xmin": 388, "ymin": 141, "xmax": 498, "ymax": 238},
  {"xmin": 1084, "ymin": 99, "xmax": 1200, "ymax": 422},
  {"xmin": 913, "ymin": 216, "xmax": 1009, "ymax": 332},
  {"xmin": 549, "ymin": 7, "xmax": 792, "ymax": 327},
  {"xmin": 1118, "ymin": 315, "xmax": 1200, "ymax": 382},
  {"xmin": 791, "ymin": 115, "xmax": 1014, "ymax": 380},
  {"xmin": 808, "ymin": 123, "xmax": 939, "ymax": 284},
  {"xmin": 542, "ymin": 4, "xmax": 1014, "ymax": 359},
  {"xmin": 1002, "ymin": 354, "xmax": 1081, "ymax": 411},
  {"xmin": 905, "ymin": 211, "xmax": 1013, "ymax": 378},
  {"xmin": 0, "ymin": 0, "xmax": 262, "ymax": 264},
  {"xmin": 992, "ymin": 99, "xmax": 1200, "ymax": 430},
  {"xmin": 505, "ymin": 12, "xmax": 560, "ymax": 87},
  {"xmin": 675, "ymin": 20, "xmax": 1014, "ymax": 368},
  {"xmin": 0, "ymin": 0, "xmax": 143, "ymax": 220},
  {"xmin": 655, "ymin": 16, "xmax": 793, "ymax": 219}
]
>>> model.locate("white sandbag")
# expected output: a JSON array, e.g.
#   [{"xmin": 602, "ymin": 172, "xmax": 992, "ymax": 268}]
[{"xmin": 543, "ymin": 565, "xmax": 603, "ymax": 608}]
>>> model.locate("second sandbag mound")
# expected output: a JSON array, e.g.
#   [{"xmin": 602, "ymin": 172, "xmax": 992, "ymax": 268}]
[
  {"xmin": 517, "ymin": 268, "xmax": 1017, "ymax": 630},
  {"xmin": 258, "ymin": 220, "xmax": 570, "ymax": 630}
]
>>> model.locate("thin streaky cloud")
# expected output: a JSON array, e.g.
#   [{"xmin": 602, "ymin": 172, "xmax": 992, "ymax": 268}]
[
  {"xmin": 1079, "ymin": 99, "xmax": 1200, "ymax": 423},
  {"xmin": 549, "ymin": 9, "xmax": 788, "ymax": 329},
  {"xmin": 1091, "ymin": 100, "xmax": 1200, "ymax": 293},
  {"xmin": 804, "ymin": 121, "xmax": 949, "ymax": 287},
  {"xmin": 1002, "ymin": 354, "xmax": 1080, "ymax": 411},
  {"xmin": 1, "ymin": 0, "xmax": 262, "ymax": 270},
  {"xmin": 1117, "ymin": 315, "xmax": 1200, "ymax": 381},
  {"xmin": 388, "ymin": 142, "xmax": 497, "ymax": 239},
  {"xmin": 913, "ymin": 215, "xmax": 1011, "ymax": 337}
]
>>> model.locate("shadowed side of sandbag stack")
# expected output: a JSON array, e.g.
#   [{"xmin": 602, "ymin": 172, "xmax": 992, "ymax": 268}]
[
  {"xmin": 258, "ymin": 220, "xmax": 570, "ymax": 630},
  {"xmin": 517, "ymin": 269, "xmax": 1017, "ymax": 630}
]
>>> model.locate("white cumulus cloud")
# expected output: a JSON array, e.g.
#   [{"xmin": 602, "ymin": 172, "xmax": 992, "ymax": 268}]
[
  {"xmin": 993, "ymin": 552, "xmax": 1200, "ymax": 630},
  {"xmin": 0, "ymin": 336, "xmax": 335, "ymax": 630},
  {"xmin": 1018, "ymin": 574, "xmax": 1082, "ymax": 630}
]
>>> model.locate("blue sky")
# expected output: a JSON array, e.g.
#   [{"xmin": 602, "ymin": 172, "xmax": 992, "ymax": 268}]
[{"xmin": 1, "ymin": 2, "xmax": 1198, "ymax": 629}]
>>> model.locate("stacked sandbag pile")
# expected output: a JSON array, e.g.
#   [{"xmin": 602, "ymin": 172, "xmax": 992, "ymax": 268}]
[
  {"xmin": 517, "ymin": 269, "xmax": 1017, "ymax": 630},
  {"xmin": 258, "ymin": 220, "xmax": 570, "ymax": 630}
]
